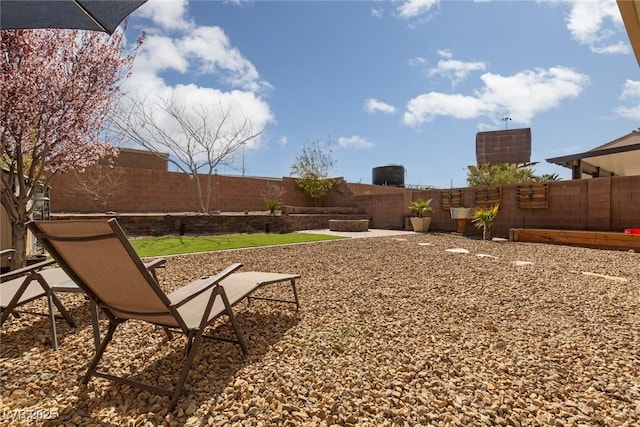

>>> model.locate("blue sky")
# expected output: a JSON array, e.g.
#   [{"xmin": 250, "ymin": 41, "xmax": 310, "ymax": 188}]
[{"xmin": 120, "ymin": 0, "xmax": 638, "ymax": 188}]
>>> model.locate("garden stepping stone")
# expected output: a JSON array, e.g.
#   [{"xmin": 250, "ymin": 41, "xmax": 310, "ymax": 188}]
[
  {"xmin": 476, "ymin": 253, "xmax": 498, "ymax": 259},
  {"xmin": 445, "ymin": 248, "xmax": 471, "ymax": 254},
  {"xmin": 581, "ymin": 271, "xmax": 628, "ymax": 283}
]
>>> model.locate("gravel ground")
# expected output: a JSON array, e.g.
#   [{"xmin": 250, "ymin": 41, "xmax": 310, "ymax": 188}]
[{"xmin": 1, "ymin": 232, "xmax": 639, "ymax": 426}]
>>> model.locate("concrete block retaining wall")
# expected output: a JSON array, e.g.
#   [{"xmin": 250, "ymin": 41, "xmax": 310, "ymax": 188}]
[{"xmin": 51, "ymin": 213, "xmax": 373, "ymax": 237}]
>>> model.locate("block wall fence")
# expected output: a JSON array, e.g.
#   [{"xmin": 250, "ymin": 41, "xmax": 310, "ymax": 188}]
[
  {"xmin": 49, "ymin": 168, "xmax": 640, "ymax": 238},
  {"xmin": 50, "ymin": 170, "xmax": 358, "ymax": 213}
]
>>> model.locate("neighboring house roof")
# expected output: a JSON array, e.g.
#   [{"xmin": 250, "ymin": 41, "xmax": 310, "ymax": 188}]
[{"xmin": 546, "ymin": 132, "xmax": 640, "ymax": 177}]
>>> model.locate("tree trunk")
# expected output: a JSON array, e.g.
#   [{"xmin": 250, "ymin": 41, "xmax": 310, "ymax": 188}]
[
  {"xmin": 10, "ymin": 219, "xmax": 28, "ymax": 269},
  {"xmin": 483, "ymin": 226, "xmax": 490, "ymax": 240},
  {"xmin": 204, "ymin": 171, "xmax": 214, "ymax": 213},
  {"xmin": 2, "ymin": 176, "xmax": 31, "ymax": 270},
  {"xmin": 192, "ymin": 173, "xmax": 206, "ymax": 213}
]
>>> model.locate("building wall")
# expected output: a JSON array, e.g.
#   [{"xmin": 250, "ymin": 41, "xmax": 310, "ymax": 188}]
[
  {"xmin": 108, "ymin": 147, "xmax": 169, "ymax": 170},
  {"xmin": 476, "ymin": 128, "xmax": 532, "ymax": 165}
]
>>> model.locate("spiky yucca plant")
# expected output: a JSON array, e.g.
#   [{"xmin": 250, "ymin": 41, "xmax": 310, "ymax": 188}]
[{"xmin": 472, "ymin": 204, "xmax": 500, "ymax": 240}]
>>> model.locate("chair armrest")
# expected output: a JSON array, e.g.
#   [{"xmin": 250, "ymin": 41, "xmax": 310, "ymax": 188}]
[
  {"xmin": 169, "ymin": 263, "xmax": 243, "ymax": 308},
  {"xmin": 0, "ymin": 249, "xmax": 16, "ymax": 258},
  {"xmin": 0, "ymin": 258, "xmax": 56, "ymax": 281}
]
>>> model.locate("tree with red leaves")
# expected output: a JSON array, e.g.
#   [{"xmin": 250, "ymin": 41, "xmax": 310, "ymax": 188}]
[{"xmin": 1, "ymin": 29, "xmax": 142, "ymax": 268}]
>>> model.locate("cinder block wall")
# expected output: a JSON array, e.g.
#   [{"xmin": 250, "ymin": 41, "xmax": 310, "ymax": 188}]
[
  {"xmin": 50, "ymin": 169, "xmax": 357, "ymax": 213},
  {"xmin": 611, "ymin": 176, "xmax": 640, "ymax": 230},
  {"xmin": 50, "ymin": 166, "xmax": 640, "ymax": 237}
]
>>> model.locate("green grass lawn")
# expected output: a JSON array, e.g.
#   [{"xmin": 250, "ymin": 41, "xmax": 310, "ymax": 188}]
[{"xmin": 130, "ymin": 232, "xmax": 343, "ymax": 257}]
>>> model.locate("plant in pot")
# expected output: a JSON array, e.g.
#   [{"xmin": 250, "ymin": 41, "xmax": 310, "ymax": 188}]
[
  {"xmin": 472, "ymin": 204, "xmax": 500, "ymax": 240},
  {"xmin": 408, "ymin": 198, "xmax": 432, "ymax": 232}
]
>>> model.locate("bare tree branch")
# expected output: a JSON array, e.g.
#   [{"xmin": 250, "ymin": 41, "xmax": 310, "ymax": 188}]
[{"xmin": 114, "ymin": 94, "xmax": 264, "ymax": 212}]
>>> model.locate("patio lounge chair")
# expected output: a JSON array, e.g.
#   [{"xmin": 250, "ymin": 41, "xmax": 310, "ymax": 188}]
[
  {"xmin": 28, "ymin": 218, "xmax": 261, "ymax": 410},
  {"xmin": 1, "ymin": 249, "xmax": 76, "ymax": 350},
  {"xmin": 1, "ymin": 249, "xmax": 167, "ymax": 350}
]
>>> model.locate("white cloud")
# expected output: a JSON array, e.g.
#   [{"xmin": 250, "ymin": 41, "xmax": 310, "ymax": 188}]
[
  {"xmin": 437, "ymin": 49, "xmax": 452, "ymax": 59},
  {"xmin": 402, "ymin": 66, "xmax": 589, "ymax": 126},
  {"xmin": 178, "ymin": 26, "xmax": 269, "ymax": 92},
  {"xmin": 338, "ymin": 135, "xmax": 374, "ymax": 149},
  {"xmin": 591, "ymin": 42, "xmax": 632, "ymax": 55},
  {"xmin": 364, "ymin": 98, "xmax": 397, "ymax": 114},
  {"xmin": 137, "ymin": 0, "xmax": 192, "ymax": 31},
  {"xmin": 398, "ymin": 0, "xmax": 439, "ymax": 19},
  {"xmin": 564, "ymin": 0, "xmax": 630, "ymax": 55},
  {"xmin": 479, "ymin": 67, "xmax": 588, "ymax": 122},
  {"xmin": 120, "ymin": 6, "xmax": 274, "ymax": 159},
  {"xmin": 224, "ymin": 0, "xmax": 254, "ymax": 7},
  {"xmin": 130, "ymin": 24, "xmax": 270, "ymax": 93},
  {"xmin": 614, "ymin": 105, "xmax": 640, "ymax": 120},
  {"xmin": 408, "ymin": 56, "xmax": 426, "ymax": 66},
  {"xmin": 619, "ymin": 80, "xmax": 640, "ymax": 100},
  {"xmin": 134, "ymin": 35, "xmax": 190, "ymax": 74},
  {"xmin": 403, "ymin": 93, "xmax": 489, "ymax": 127},
  {"xmin": 371, "ymin": 8, "xmax": 383, "ymax": 18},
  {"xmin": 120, "ymin": 83, "xmax": 274, "ymax": 159},
  {"xmin": 428, "ymin": 59, "xmax": 487, "ymax": 85},
  {"xmin": 279, "ymin": 136, "xmax": 289, "ymax": 146},
  {"xmin": 615, "ymin": 80, "xmax": 640, "ymax": 120}
]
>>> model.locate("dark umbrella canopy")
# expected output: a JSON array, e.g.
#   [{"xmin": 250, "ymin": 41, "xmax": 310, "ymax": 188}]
[{"xmin": 1, "ymin": 0, "xmax": 147, "ymax": 34}]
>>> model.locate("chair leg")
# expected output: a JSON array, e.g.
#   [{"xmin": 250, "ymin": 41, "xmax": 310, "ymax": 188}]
[
  {"xmin": 0, "ymin": 278, "xmax": 35, "ymax": 327},
  {"xmin": 219, "ymin": 290, "xmax": 248, "ymax": 355},
  {"xmin": 162, "ymin": 327, "xmax": 174, "ymax": 341},
  {"xmin": 290, "ymin": 279, "xmax": 300, "ymax": 310},
  {"xmin": 44, "ymin": 288, "xmax": 76, "ymax": 351},
  {"xmin": 169, "ymin": 329, "xmax": 204, "ymax": 411},
  {"xmin": 47, "ymin": 293, "xmax": 60, "ymax": 351},
  {"xmin": 90, "ymin": 301, "xmax": 101, "ymax": 350},
  {"xmin": 50, "ymin": 293, "xmax": 76, "ymax": 328},
  {"xmin": 0, "ymin": 308, "xmax": 11, "ymax": 327},
  {"xmin": 83, "ymin": 320, "xmax": 118, "ymax": 384}
]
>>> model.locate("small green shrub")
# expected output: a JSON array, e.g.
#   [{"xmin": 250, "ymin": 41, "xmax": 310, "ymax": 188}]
[{"xmin": 265, "ymin": 199, "xmax": 280, "ymax": 213}]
